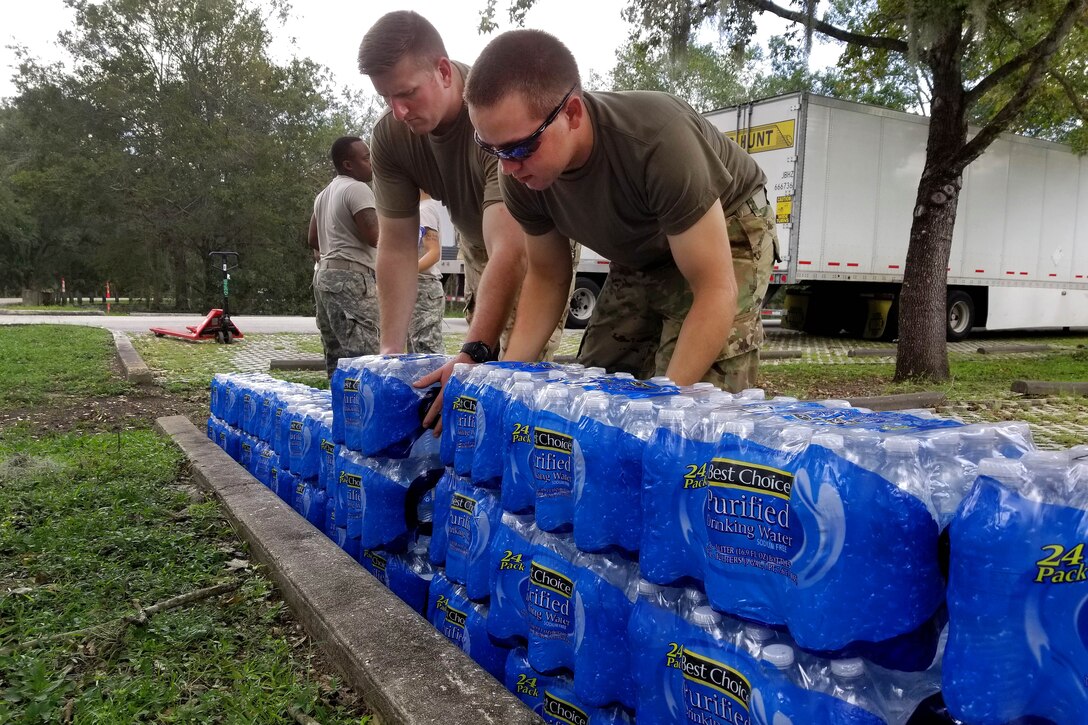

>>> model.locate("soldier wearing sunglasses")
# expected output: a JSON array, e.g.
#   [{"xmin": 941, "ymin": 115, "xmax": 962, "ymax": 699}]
[
  {"xmin": 358, "ymin": 12, "xmax": 574, "ymax": 428},
  {"xmin": 465, "ymin": 29, "xmax": 778, "ymax": 390}
]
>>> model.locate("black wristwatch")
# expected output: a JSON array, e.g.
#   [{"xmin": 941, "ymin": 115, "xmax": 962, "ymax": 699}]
[{"xmin": 460, "ymin": 340, "xmax": 496, "ymax": 364}]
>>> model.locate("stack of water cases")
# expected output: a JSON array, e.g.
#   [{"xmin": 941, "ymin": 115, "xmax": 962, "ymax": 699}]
[
  {"xmin": 213, "ymin": 362, "xmax": 1088, "ymax": 724},
  {"xmin": 207, "ymin": 356, "xmax": 448, "ymax": 618}
]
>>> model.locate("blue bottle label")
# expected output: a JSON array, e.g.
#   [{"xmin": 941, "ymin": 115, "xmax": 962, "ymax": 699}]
[
  {"xmin": 528, "ymin": 561, "xmax": 574, "ymax": 638},
  {"xmin": 362, "ymin": 550, "xmax": 389, "ymax": 586},
  {"xmin": 452, "ymin": 396, "xmax": 477, "ymax": 448},
  {"xmin": 704, "ymin": 457, "xmax": 803, "ymax": 583},
  {"xmin": 543, "ymin": 690, "xmax": 589, "ymax": 725},
  {"xmin": 678, "ymin": 646, "xmax": 752, "ymax": 725},
  {"xmin": 448, "ymin": 492, "xmax": 477, "ymax": 559},
  {"xmin": 533, "ymin": 427, "xmax": 573, "ymax": 498},
  {"xmin": 440, "ymin": 599, "xmax": 468, "ymax": 648}
]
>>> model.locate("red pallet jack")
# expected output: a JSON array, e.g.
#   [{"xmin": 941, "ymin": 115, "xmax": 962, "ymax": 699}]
[{"xmin": 150, "ymin": 251, "xmax": 244, "ymax": 344}]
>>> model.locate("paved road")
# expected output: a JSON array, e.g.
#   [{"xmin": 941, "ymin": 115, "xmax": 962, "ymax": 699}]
[{"xmin": 0, "ymin": 312, "xmax": 474, "ymax": 336}]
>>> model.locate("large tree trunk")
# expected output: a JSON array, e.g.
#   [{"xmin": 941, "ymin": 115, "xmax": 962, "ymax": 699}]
[{"xmin": 894, "ymin": 25, "xmax": 968, "ymax": 382}]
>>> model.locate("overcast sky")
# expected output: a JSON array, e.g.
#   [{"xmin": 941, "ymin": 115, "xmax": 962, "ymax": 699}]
[{"xmin": 0, "ymin": 0, "xmax": 841, "ymax": 101}]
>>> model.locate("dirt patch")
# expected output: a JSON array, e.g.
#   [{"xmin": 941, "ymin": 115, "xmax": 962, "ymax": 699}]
[{"xmin": 0, "ymin": 390, "xmax": 207, "ymax": 435}]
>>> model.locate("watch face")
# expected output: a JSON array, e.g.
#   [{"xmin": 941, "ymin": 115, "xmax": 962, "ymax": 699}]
[{"xmin": 461, "ymin": 342, "xmax": 491, "ymax": 363}]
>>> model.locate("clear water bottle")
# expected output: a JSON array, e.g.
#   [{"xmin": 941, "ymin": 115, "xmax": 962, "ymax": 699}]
[
  {"xmin": 828, "ymin": 658, "xmax": 886, "ymax": 719},
  {"xmin": 842, "ymin": 427, "xmax": 884, "ymax": 470},
  {"xmin": 761, "ymin": 643, "xmax": 806, "ymax": 688},
  {"xmin": 926, "ymin": 431, "xmax": 967, "ymax": 527},
  {"xmin": 690, "ymin": 605, "xmax": 731, "ymax": 643},
  {"xmin": 741, "ymin": 623, "xmax": 778, "ymax": 660},
  {"xmin": 1022, "ymin": 450, "xmax": 1074, "ymax": 502},
  {"xmin": 879, "ymin": 436, "xmax": 937, "ymax": 520}
]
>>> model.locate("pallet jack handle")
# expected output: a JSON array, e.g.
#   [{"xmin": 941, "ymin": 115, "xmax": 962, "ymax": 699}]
[{"xmin": 209, "ymin": 250, "xmax": 239, "ymax": 272}]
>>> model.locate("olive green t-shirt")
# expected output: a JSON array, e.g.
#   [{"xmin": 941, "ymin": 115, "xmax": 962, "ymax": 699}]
[
  {"xmin": 370, "ymin": 61, "xmax": 502, "ymax": 253},
  {"xmin": 500, "ymin": 90, "xmax": 766, "ymax": 270}
]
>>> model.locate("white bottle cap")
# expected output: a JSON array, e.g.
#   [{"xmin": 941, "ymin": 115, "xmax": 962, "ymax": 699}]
[
  {"xmin": 831, "ymin": 658, "xmax": 866, "ymax": 678},
  {"xmin": 820, "ymin": 399, "xmax": 852, "ymax": 409},
  {"xmin": 636, "ymin": 579, "xmax": 661, "ymax": 597},
  {"xmin": 744, "ymin": 623, "xmax": 775, "ymax": 642},
  {"xmin": 627, "ymin": 399, "xmax": 655, "ymax": 413},
  {"xmin": 761, "ymin": 643, "xmax": 796, "ymax": 668},
  {"xmin": 691, "ymin": 605, "xmax": 721, "ymax": 627}
]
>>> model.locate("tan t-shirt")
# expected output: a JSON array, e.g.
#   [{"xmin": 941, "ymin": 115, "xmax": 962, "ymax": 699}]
[
  {"xmin": 313, "ymin": 175, "xmax": 377, "ymax": 270},
  {"xmin": 500, "ymin": 90, "xmax": 766, "ymax": 271},
  {"xmin": 370, "ymin": 61, "xmax": 502, "ymax": 256}
]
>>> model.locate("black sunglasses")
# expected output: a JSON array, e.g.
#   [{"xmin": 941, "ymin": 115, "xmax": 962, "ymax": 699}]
[{"xmin": 474, "ymin": 86, "xmax": 577, "ymax": 161}]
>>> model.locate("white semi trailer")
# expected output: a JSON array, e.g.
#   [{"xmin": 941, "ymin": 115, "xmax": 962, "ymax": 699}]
[{"xmin": 705, "ymin": 92, "xmax": 1088, "ymax": 340}]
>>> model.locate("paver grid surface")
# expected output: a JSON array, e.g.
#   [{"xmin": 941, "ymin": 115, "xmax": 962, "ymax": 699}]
[{"xmin": 127, "ymin": 328, "xmax": 1088, "ymax": 451}]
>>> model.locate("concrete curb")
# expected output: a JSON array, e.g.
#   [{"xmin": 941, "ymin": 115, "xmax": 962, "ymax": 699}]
[
  {"xmin": 977, "ymin": 344, "xmax": 1052, "ymax": 354},
  {"xmin": 154, "ymin": 416, "xmax": 539, "ymax": 725},
  {"xmin": 112, "ymin": 330, "xmax": 154, "ymax": 384},
  {"xmin": 0, "ymin": 308, "xmax": 106, "ymax": 316},
  {"xmin": 269, "ymin": 358, "xmax": 325, "ymax": 371},
  {"xmin": 1011, "ymin": 380, "xmax": 1088, "ymax": 396},
  {"xmin": 846, "ymin": 347, "xmax": 897, "ymax": 358},
  {"xmin": 846, "ymin": 392, "xmax": 947, "ymax": 411},
  {"xmin": 761, "ymin": 349, "xmax": 803, "ymax": 360}
]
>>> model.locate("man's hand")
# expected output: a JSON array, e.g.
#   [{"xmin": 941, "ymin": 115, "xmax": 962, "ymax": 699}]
[{"xmin": 414, "ymin": 352, "xmax": 475, "ymax": 435}]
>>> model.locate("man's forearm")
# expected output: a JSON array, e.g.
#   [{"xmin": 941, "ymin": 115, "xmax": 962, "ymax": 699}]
[
  {"xmin": 665, "ymin": 288, "xmax": 735, "ymax": 386},
  {"xmin": 501, "ymin": 267, "xmax": 568, "ymax": 362},
  {"xmin": 377, "ymin": 237, "xmax": 420, "ymax": 353}
]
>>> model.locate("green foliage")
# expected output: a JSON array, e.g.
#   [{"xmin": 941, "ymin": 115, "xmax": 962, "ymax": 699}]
[
  {"xmin": 0, "ymin": 0, "xmax": 380, "ymax": 310},
  {"xmin": 608, "ymin": 39, "xmax": 751, "ymax": 112},
  {"xmin": 0, "ymin": 326, "xmax": 132, "ymax": 408}
]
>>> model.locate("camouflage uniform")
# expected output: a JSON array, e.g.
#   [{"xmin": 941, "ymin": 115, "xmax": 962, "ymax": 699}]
[
  {"xmin": 313, "ymin": 266, "xmax": 380, "ymax": 377},
  {"xmin": 462, "ymin": 239, "xmax": 580, "ymax": 359},
  {"xmin": 578, "ymin": 189, "xmax": 777, "ymax": 392},
  {"xmin": 407, "ymin": 274, "xmax": 446, "ymax": 354}
]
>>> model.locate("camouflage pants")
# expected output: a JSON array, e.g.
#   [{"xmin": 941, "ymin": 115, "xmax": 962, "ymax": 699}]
[
  {"xmin": 462, "ymin": 237, "xmax": 579, "ymax": 360},
  {"xmin": 313, "ymin": 267, "xmax": 379, "ymax": 377},
  {"xmin": 407, "ymin": 274, "xmax": 445, "ymax": 355},
  {"xmin": 578, "ymin": 188, "xmax": 777, "ymax": 392}
]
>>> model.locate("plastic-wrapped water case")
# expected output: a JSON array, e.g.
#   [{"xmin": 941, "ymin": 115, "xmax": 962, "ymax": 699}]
[
  {"xmin": 944, "ymin": 453, "xmax": 1088, "ymax": 724},
  {"xmin": 505, "ymin": 647, "xmax": 635, "ymax": 725},
  {"xmin": 356, "ymin": 354, "xmax": 448, "ymax": 457},
  {"xmin": 428, "ymin": 571, "xmax": 510, "ymax": 681},
  {"xmin": 444, "ymin": 477, "xmax": 503, "ymax": 600}
]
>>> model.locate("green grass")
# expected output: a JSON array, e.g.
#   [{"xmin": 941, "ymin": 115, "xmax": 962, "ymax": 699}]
[
  {"xmin": 760, "ymin": 349, "xmax": 1088, "ymax": 403},
  {"xmin": 0, "ymin": 326, "xmax": 132, "ymax": 407},
  {"xmin": 0, "ymin": 329, "xmax": 370, "ymax": 724}
]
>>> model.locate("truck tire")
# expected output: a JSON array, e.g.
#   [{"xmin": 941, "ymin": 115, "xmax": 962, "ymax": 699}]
[
  {"xmin": 566, "ymin": 276, "xmax": 600, "ymax": 329},
  {"xmin": 946, "ymin": 290, "xmax": 975, "ymax": 341}
]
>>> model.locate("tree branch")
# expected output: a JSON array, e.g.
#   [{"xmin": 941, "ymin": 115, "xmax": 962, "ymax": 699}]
[
  {"xmin": 740, "ymin": 0, "xmax": 910, "ymax": 54},
  {"xmin": 955, "ymin": 0, "xmax": 1088, "ymax": 170},
  {"xmin": 965, "ymin": 0, "xmax": 1086, "ymax": 106},
  {"xmin": 1050, "ymin": 67, "xmax": 1088, "ymax": 122}
]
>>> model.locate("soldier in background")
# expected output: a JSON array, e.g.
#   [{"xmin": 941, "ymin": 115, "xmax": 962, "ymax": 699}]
[
  {"xmin": 408, "ymin": 191, "xmax": 445, "ymax": 354},
  {"xmin": 307, "ymin": 136, "xmax": 379, "ymax": 377}
]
